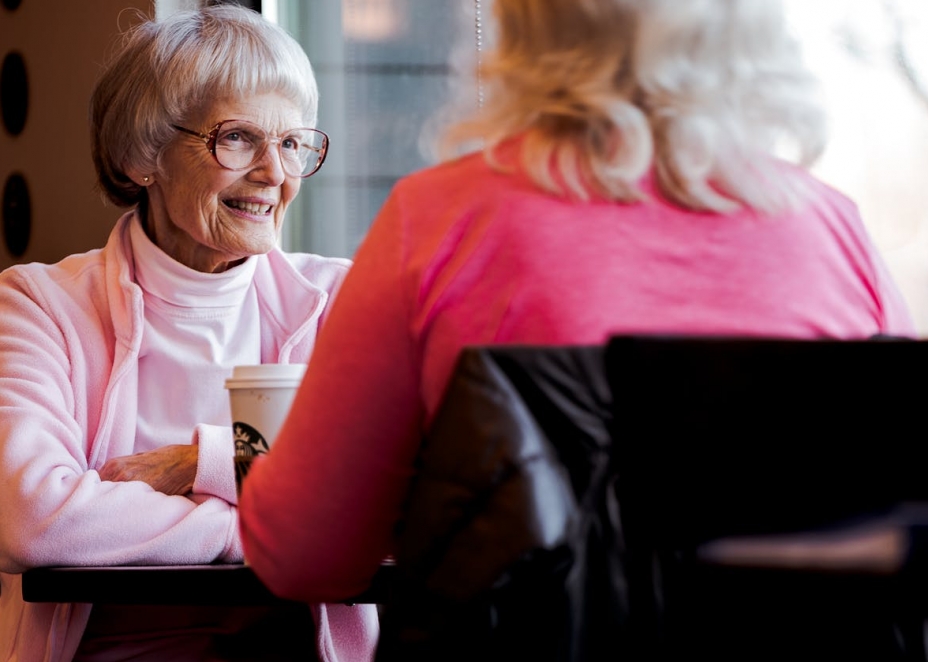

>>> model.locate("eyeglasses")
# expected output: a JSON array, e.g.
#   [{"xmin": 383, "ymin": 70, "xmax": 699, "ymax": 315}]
[{"xmin": 172, "ymin": 119, "xmax": 329, "ymax": 178}]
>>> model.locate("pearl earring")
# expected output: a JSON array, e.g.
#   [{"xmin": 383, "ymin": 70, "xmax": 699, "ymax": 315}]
[{"xmin": 142, "ymin": 176, "xmax": 150, "ymax": 183}]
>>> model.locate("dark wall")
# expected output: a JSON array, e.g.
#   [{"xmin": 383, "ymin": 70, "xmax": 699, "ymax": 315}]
[{"xmin": 0, "ymin": 0, "xmax": 150, "ymax": 268}]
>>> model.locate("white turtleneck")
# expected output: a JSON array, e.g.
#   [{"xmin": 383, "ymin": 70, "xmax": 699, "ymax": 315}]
[
  {"xmin": 76, "ymin": 218, "xmax": 313, "ymax": 662},
  {"xmin": 129, "ymin": 216, "xmax": 261, "ymax": 453}
]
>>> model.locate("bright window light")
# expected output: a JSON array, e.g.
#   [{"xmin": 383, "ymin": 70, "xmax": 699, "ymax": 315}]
[{"xmin": 785, "ymin": 0, "xmax": 928, "ymax": 333}]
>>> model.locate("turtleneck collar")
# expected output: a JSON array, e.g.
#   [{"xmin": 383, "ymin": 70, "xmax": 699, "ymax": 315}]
[{"xmin": 128, "ymin": 213, "xmax": 257, "ymax": 310}]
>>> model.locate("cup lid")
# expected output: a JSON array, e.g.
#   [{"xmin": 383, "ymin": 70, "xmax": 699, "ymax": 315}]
[{"xmin": 225, "ymin": 363, "xmax": 306, "ymax": 386}]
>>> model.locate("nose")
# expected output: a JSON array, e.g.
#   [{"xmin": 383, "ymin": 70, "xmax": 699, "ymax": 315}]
[{"xmin": 247, "ymin": 139, "xmax": 287, "ymax": 185}]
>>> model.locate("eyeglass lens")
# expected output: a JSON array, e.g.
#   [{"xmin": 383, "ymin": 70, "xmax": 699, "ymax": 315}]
[{"xmin": 214, "ymin": 120, "xmax": 327, "ymax": 177}]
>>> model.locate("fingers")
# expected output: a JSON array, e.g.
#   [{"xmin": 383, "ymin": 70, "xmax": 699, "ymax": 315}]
[{"xmin": 96, "ymin": 445, "xmax": 197, "ymax": 495}]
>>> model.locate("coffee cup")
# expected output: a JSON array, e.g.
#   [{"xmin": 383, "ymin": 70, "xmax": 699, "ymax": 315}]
[{"xmin": 226, "ymin": 363, "xmax": 306, "ymax": 494}]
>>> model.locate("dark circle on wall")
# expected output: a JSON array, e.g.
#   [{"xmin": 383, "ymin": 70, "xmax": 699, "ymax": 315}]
[
  {"xmin": 1, "ymin": 51, "xmax": 29, "ymax": 136},
  {"xmin": 2, "ymin": 173, "xmax": 31, "ymax": 257},
  {"xmin": 1, "ymin": 0, "xmax": 23, "ymax": 10}
]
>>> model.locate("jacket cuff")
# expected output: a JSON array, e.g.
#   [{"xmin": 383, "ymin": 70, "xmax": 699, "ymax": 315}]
[{"xmin": 192, "ymin": 423, "xmax": 238, "ymax": 505}]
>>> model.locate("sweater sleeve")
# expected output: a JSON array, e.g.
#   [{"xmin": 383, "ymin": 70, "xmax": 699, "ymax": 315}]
[
  {"xmin": 872, "ymin": 250, "xmax": 918, "ymax": 337},
  {"xmin": 192, "ymin": 423, "xmax": 238, "ymax": 505},
  {"xmin": 240, "ymin": 190, "xmax": 424, "ymax": 602},
  {"xmin": 0, "ymin": 266, "xmax": 243, "ymax": 574}
]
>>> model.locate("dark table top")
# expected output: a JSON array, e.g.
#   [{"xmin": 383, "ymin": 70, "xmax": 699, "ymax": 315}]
[{"xmin": 22, "ymin": 562, "xmax": 394, "ymax": 606}]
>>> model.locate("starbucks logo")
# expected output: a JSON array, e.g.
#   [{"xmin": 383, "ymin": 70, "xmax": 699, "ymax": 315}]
[{"xmin": 233, "ymin": 422, "xmax": 270, "ymax": 456}]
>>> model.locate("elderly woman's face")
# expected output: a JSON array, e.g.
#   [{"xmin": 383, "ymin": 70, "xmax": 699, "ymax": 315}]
[{"xmin": 144, "ymin": 93, "xmax": 305, "ymax": 273}]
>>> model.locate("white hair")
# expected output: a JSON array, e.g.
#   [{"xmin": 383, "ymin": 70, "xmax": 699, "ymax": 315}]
[{"xmin": 91, "ymin": 4, "xmax": 318, "ymax": 207}]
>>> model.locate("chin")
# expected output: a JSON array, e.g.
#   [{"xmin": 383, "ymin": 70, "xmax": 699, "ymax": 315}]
[
  {"xmin": 247, "ymin": 238, "xmax": 278, "ymax": 256},
  {"xmin": 242, "ymin": 227, "xmax": 279, "ymax": 253}
]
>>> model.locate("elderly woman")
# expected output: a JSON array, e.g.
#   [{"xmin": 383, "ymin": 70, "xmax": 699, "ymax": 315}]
[{"xmin": 0, "ymin": 5, "xmax": 376, "ymax": 662}]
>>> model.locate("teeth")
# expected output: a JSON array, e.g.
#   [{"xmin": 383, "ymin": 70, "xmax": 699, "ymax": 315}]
[{"xmin": 226, "ymin": 200, "xmax": 272, "ymax": 214}]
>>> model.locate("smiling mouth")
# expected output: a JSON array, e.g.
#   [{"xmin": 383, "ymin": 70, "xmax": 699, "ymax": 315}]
[{"xmin": 224, "ymin": 200, "xmax": 273, "ymax": 215}]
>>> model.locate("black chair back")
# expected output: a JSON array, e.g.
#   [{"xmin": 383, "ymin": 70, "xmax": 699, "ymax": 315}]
[
  {"xmin": 376, "ymin": 344, "xmax": 629, "ymax": 662},
  {"xmin": 605, "ymin": 334, "xmax": 928, "ymax": 660}
]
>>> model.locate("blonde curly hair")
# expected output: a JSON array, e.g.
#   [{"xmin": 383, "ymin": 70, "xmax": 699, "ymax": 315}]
[{"xmin": 439, "ymin": 0, "xmax": 826, "ymax": 215}]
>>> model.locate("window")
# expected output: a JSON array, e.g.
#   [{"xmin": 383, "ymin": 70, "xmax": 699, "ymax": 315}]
[
  {"xmin": 783, "ymin": 0, "xmax": 928, "ymax": 332},
  {"xmin": 269, "ymin": 0, "xmax": 480, "ymax": 259}
]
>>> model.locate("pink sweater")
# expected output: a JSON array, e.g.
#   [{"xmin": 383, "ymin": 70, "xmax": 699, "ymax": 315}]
[
  {"xmin": 240, "ymin": 149, "xmax": 916, "ymax": 603},
  {"xmin": 0, "ymin": 213, "xmax": 377, "ymax": 662}
]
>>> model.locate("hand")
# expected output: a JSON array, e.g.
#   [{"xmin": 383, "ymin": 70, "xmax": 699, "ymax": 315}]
[{"xmin": 99, "ymin": 444, "xmax": 198, "ymax": 496}]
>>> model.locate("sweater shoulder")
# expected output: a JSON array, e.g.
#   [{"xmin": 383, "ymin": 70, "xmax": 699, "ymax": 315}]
[
  {"xmin": 273, "ymin": 250, "xmax": 353, "ymax": 295},
  {"xmin": 0, "ymin": 249, "xmax": 108, "ymax": 300}
]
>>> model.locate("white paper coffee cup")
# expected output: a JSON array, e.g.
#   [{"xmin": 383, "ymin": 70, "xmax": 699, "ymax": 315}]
[{"xmin": 225, "ymin": 364, "xmax": 306, "ymax": 458}]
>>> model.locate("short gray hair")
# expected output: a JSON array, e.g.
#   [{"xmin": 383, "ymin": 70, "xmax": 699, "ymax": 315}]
[{"xmin": 91, "ymin": 4, "xmax": 318, "ymax": 207}]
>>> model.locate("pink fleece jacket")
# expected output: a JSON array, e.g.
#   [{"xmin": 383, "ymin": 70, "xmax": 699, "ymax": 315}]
[
  {"xmin": 0, "ymin": 213, "xmax": 378, "ymax": 662},
  {"xmin": 240, "ymin": 150, "xmax": 916, "ymax": 603}
]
